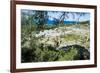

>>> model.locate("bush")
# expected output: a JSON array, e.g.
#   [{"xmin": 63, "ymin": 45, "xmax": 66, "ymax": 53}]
[{"xmin": 21, "ymin": 43, "xmax": 90, "ymax": 62}]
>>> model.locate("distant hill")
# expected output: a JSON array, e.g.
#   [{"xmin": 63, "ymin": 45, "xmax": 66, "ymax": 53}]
[{"xmin": 47, "ymin": 20, "xmax": 90, "ymax": 25}]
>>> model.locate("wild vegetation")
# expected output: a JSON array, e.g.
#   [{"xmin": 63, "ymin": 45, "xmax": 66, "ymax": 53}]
[{"xmin": 21, "ymin": 10, "xmax": 90, "ymax": 63}]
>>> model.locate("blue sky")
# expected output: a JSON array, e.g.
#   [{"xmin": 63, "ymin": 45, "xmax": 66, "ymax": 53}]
[
  {"xmin": 47, "ymin": 11, "xmax": 90, "ymax": 21},
  {"xmin": 21, "ymin": 9, "xmax": 90, "ymax": 22}
]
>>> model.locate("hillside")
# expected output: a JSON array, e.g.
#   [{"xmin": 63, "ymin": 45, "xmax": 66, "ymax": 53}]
[{"xmin": 21, "ymin": 24, "xmax": 90, "ymax": 62}]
